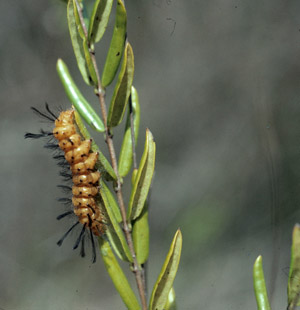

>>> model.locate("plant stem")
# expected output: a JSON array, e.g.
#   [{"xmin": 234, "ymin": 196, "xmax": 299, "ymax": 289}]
[{"xmin": 74, "ymin": 1, "xmax": 147, "ymax": 309}]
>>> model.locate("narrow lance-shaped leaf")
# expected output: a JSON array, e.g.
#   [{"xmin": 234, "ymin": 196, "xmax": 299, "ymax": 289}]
[
  {"xmin": 57, "ymin": 59, "xmax": 105, "ymax": 132},
  {"xmin": 253, "ymin": 256, "xmax": 271, "ymax": 310},
  {"xmin": 118, "ymin": 86, "xmax": 140, "ymax": 177},
  {"xmin": 164, "ymin": 288, "xmax": 177, "ymax": 310},
  {"xmin": 83, "ymin": 37, "xmax": 98, "ymax": 86},
  {"xmin": 88, "ymin": 0, "xmax": 113, "ymax": 44},
  {"xmin": 100, "ymin": 179, "xmax": 133, "ymax": 262},
  {"xmin": 132, "ymin": 204, "xmax": 149, "ymax": 264},
  {"xmin": 108, "ymin": 43, "xmax": 134, "ymax": 127},
  {"xmin": 102, "ymin": 0, "xmax": 127, "ymax": 87},
  {"xmin": 100, "ymin": 180, "xmax": 122, "ymax": 223},
  {"xmin": 149, "ymin": 230, "xmax": 182, "ymax": 310},
  {"xmin": 288, "ymin": 224, "xmax": 300, "ymax": 309},
  {"xmin": 73, "ymin": 0, "xmax": 85, "ymax": 39},
  {"xmin": 67, "ymin": 0, "xmax": 91, "ymax": 85},
  {"xmin": 127, "ymin": 129, "xmax": 156, "ymax": 221},
  {"xmin": 99, "ymin": 238, "xmax": 141, "ymax": 310},
  {"xmin": 74, "ymin": 110, "xmax": 117, "ymax": 181}
]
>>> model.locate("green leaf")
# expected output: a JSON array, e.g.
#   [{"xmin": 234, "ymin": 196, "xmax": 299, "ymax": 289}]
[
  {"xmin": 132, "ymin": 205, "xmax": 149, "ymax": 264},
  {"xmin": 100, "ymin": 180, "xmax": 122, "ymax": 223},
  {"xmin": 88, "ymin": 0, "xmax": 113, "ymax": 44},
  {"xmin": 288, "ymin": 224, "xmax": 300, "ymax": 309},
  {"xmin": 67, "ymin": 0, "xmax": 91, "ymax": 85},
  {"xmin": 108, "ymin": 43, "xmax": 134, "ymax": 127},
  {"xmin": 102, "ymin": 0, "xmax": 127, "ymax": 87},
  {"xmin": 56, "ymin": 59, "xmax": 104, "ymax": 132},
  {"xmin": 118, "ymin": 86, "xmax": 140, "ymax": 177},
  {"xmin": 127, "ymin": 129, "xmax": 156, "ymax": 221},
  {"xmin": 73, "ymin": 0, "xmax": 85, "ymax": 39},
  {"xmin": 74, "ymin": 109, "xmax": 117, "ymax": 181},
  {"xmin": 149, "ymin": 229, "xmax": 182, "ymax": 310},
  {"xmin": 100, "ymin": 179, "xmax": 133, "ymax": 262},
  {"xmin": 164, "ymin": 288, "xmax": 177, "ymax": 310},
  {"xmin": 253, "ymin": 256, "xmax": 271, "ymax": 310},
  {"xmin": 82, "ymin": 37, "xmax": 98, "ymax": 86},
  {"xmin": 99, "ymin": 238, "xmax": 141, "ymax": 310}
]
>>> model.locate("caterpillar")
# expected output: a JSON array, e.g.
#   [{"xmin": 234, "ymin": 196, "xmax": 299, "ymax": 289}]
[{"xmin": 25, "ymin": 104, "xmax": 105, "ymax": 262}]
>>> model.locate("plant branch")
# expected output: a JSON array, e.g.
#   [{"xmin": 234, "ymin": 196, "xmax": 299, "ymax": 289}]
[{"xmin": 74, "ymin": 1, "xmax": 147, "ymax": 309}]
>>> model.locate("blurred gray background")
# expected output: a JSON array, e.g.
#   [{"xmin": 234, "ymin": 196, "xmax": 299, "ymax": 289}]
[{"xmin": 1, "ymin": 0, "xmax": 300, "ymax": 309}]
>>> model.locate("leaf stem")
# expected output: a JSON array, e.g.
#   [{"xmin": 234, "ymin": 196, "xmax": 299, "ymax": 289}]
[{"xmin": 74, "ymin": 1, "xmax": 147, "ymax": 309}]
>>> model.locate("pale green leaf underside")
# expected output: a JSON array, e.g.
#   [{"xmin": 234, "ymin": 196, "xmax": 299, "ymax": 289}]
[
  {"xmin": 127, "ymin": 129, "xmax": 156, "ymax": 220},
  {"xmin": 108, "ymin": 43, "xmax": 134, "ymax": 127},
  {"xmin": 149, "ymin": 229, "xmax": 182, "ymax": 310},
  {"xmin": 67, "ymin": 0, "xmax": 91, "ymax": 85},
  {"xmin": 99, "ymin": 238, "xmax": 141, "ymax": 310},
  {"xmin": 132, "ymin": 206, "xmax": 149, "ymax": 265},
  {"xmin": 100, "ymin": 179, "xmax": 133, "ymax": 262},
  {"xmin": 102, "ymin": 0, "xmax": 127, "ymax": 87},
  {"xmin": 118, "ymin": 86, "xmax": 140, "ymax": 177},
  {"xmin": 88, "ymin": 0, "xmax": 113, "ymax": 44}
]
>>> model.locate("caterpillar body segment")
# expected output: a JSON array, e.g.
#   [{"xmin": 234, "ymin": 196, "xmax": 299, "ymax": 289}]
[{"xmin": 70, "ymin": 152, "xmax": 99, "ymax": 175}]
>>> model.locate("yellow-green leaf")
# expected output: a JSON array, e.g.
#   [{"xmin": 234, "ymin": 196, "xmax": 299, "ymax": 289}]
[
  {"xmin": 73, "ymin": 109, "xmax": 117, "ymax": 181},
  {"xmin": 288, "ymin": 224, "xmax": 300, "ymax": 309},
  {"xmin": 164, "ymin": 288, "xmax": 177, "ymax": 310},
  {"xmin": 67, "ymin": 0, "xmax": 91, "ymax": 85},
  {"xmin": 127, "ymin": 129, "xmax": 155, "ymax": 221},
  {"xmin": 118, "ymin": 86, "xmax": 140, "ymax": 177},
  {"xmin": 149, "ymin": 230, "xmax": 182, "ymax": 310},
  {"xmin": 99, "ymin": 238, "xmax": 141, "ymax": 310},
  {"xmin": 253, "ymin": 256, "xmax": 271, "ymax": 310},
  {"xmin": 83, "ymin": 38, "xmax": 98, "ymax": 86},
  {"xmin": 102, "ymin": 0, "xmax": 127, "ymax": 87},
  {"xmin": 88, "ymin": 0, "xmax": 113, "ymax": 44},
  {"xmin": 73, "ymin": 0, "xmax": 85, "ymax": 39},
  {"xmin": 132, "ymin": 205, "xmax": 149, "ymax": 264},
  {"xmin": 100, "ymin": 180, "xmax": 122, "ymax": 223},
  {"xmin": 100, "ymin": 179, "xmax": 133, "ymax": 262},
  {"xmin": 57, "ymin": 59, "xmax": 104, "ymax": 132},
  {"xmin": 108, "ymin": 43, "xmax": 134, "ymax": 127}
]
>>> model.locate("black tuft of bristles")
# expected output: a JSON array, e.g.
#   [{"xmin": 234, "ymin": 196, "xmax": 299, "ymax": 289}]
[
  {"xmin": 59, "ymin": 171, "xmax": 72, "ymax": 180},
  {"xmin": 30, "ymin": 103, "xmax": 58, "ymax": 122},
  {"xmin": 57, "ymin": 185, "xmax": 72, "ymax": 193},
  {"xmin": 73, "ymin": 224, "xmax": 86, "ymax": 250},
  {"xmin": 53, "ymin": 155, "xmax": 68, "ymax": 167},
  {"xmin": 25, "ymin": 129, "xmax": 53, "ymax": 139},
  {"xmin": 89, "ymin": 229, "xmax": 97, "ymax": 263},
  {"xmin": 57, "ymin": 197, "xmax": 72, "ymax": 205},
  {"xmin": 44, "ymin": 142, "xmax": 59, "ymax": 150},
  {"xmin": 45, "ymin": 102, "xmax": 58, "ymax": 120},
  {"xmin": 57, "ymin": 222, "xmax": 79, "ymax": 246},
  {"xmin": 57, "ymin": 211, "xmax": 73, "ymax": 220},
  {"xmin": 80, "ymin": 235, "xmax": 86, "ymax": 257}
]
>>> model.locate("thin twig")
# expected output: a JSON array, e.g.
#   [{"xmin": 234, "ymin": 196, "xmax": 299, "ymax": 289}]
[{"xmin": 74, "ymin": 1, "xmax": 147, "ymax": 309}]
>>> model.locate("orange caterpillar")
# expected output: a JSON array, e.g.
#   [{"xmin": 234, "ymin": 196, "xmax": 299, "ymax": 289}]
[{"xmin": 25, "ymin": 105, "xmax": 105, "ymax": 262}]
